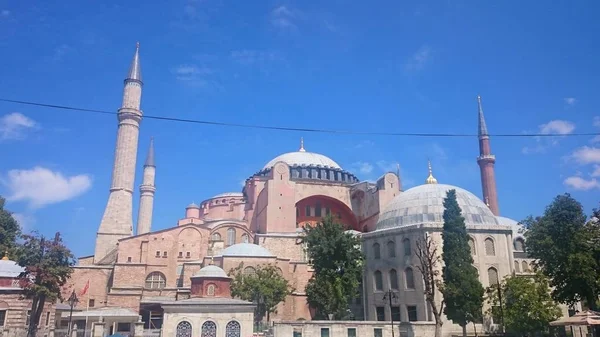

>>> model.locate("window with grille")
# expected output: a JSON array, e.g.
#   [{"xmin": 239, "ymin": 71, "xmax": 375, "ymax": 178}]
[
  {"xmin": 243, "ymin": 266, "xmax": 256, "ymax": 277},
  {"xmin": 389, "ymin": 269, "xmax": 398, "ymax": 290},
  {"xmin": 201, "ymin": 321, "xmax": 217, "ymax": 337},
  {"xmin": 225, "ymin": 321, "xmax": 241, "ymax": 337},
  {"xmin": 405, "ymin": 267, "xmax": 415, "ymax": 289},
  {"xmin": 88, "ymin": 299, "xmax": 95, "ymax": 307},
  {"xmin": 387, "ymin": 241, "xmax": 396, "ymax": 257},
  {"xmin": 176, "ymin": 321, "xmax": 192, "ymax": 337},
  {"xmin": 487, "ymin": 267, "xmax": 499, "ymax": 286},
  {"xmin": 227, "ymin": 228, "xmax": 236, "ymax": 246},
  {"xmin": 485, "ymin": 238, "xmax": 495, "ymax": 256},
  {"xmin": 374, "ymin": 271, "xmax": 383, "ymax": 291},
  {"xmin": 145, "ymin": 272, "xmax": 166, "ymax": 289},
  {"xmin": 212, "ymin": 232, "xmax": 221, "ymax": 241},
  {"xmin": 468, "ymin": 237, "xmax": 476, "ymax": 255},
  {"xmin": 206, "ymin": 284, "xmax": 215, "ymax": 296},
  {"xmin": 373, "ymin": 243, "xmax": 381, "ymax": 260},
  {"xmin": 0, "ymin": 310, "xmax": 5, "ymax": 327},
  {"xmin": 403, "ymin": 238, "xmax": 411, "ymax": 256}
]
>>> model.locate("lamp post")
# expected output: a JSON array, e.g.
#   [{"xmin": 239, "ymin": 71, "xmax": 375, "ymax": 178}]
[
  {"xmin": 67, "ymin": 290, "xmax": 79, "ymax": 336},
  {"xmin": 383, "ymin": 289, "xmax": 398, "ymax": 337}
]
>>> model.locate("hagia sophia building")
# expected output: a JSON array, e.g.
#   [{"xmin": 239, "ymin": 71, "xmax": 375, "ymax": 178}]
[{"xmin": 62, "ymin": 43, "xmax": 566, "ymax": 336}]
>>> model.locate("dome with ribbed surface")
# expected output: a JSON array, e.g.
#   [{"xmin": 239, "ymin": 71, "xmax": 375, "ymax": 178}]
[
  {"xmin": 376, "ymin": 183, "xmax": 499, "ymax": 230},
  {"xmin": 192, "ymin": 265, "xmax": 229, "ymax": 278},
  {"xmin": 496, "ymin": 216, "xmax": 526, "ymax": 238},
  {"xmin": 263, "ymin": 151, "xmax": 341, "ymax": 170},
  {"xmin": 220, "ymin": 243, "xmax": 274, "ymax": 257}
]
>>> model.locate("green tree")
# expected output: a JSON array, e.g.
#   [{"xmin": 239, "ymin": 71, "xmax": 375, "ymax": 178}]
[
  {"xmin": 303, "ymin": 215, "xmax": 364, "ymax": 320},
  {"xmin": 441, "ymin": 189, "xmax": 484, "ymax": 337},
  {"xmin": 485, "ymin": 273, "xmax": 561, "ymax": 336},
  {"xmin": 229, "ymin": 263, "xmax": 293, "ymax": 327},
  {"xmin": 16, "ymin": 232, "xmax": 74, "ymax": 337},
  {"xmin": 524, "ymin": 194, "xmax": 600, "ymax": 310},
  {"xmin": 0, "ymin": 196, "xmax": 21, "ymax": 255}
]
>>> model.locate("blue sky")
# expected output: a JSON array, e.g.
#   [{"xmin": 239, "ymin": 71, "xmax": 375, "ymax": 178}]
[{"xmin": 0, "ymin": 0, "xmax": 599, "ymax": 257}]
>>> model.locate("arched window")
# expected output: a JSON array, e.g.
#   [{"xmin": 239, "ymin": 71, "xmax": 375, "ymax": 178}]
[
  {"xmin": 405, "ymin": 267, "xmax": 415, "ymax": 289},
  {"xmin": 468, "ymin": 237, "xmax": 476, "ymax": 255},
  {"xmin": 522, "ymin": 261, "xmax": 529, "ymax": 272},
  {"xmin": 387, "ymin": 241, "xmax": 396, "ymax": 258},
  {"xmin": 514, "ymin": 238, "xmax": 525, "ymax": 252},
  {"xmin": 514, "ymin": 261, "xmax": 520, "ymax": 273},
  {"xmin": 487, "ymin": 267, "xmax": 499, "ymax": 286},
  {"xmin": 201, "ymin": 321, "xmax": 217, "ymax": 337},
  {"xmin": 145, "ymin": 272, "xmax": 166, "ymax": 289},
  {"xmin": 206, "ymin": 284, "xmax": 215, "ymax": 296},
  {"xmin": 373, "ymin": 243, "xmax": 381, "ymax": 260},
  {"xmin": 374, "ymin": 270, "xmax": 383, "ymax": 291},
  {"xmin": 243, "ymin": 266, "xmax": 256, "ymax": 277},
  {"xmin": 225, "ymin": 321, "xmax": 241, "ymax": 337},
  {"xmin": 241, "ymin": 233, "xmax": 249, "ymax": 243},
  {"xmin": 484, "ymin": 238, "xmax": 495, "ymax": 256},
  {"xmin": 212, "ymin": 232, "xmax": 221, "ymax": 241},
  {"xmin": 176, "ymin": 321, "xmax": 192, "ymax": 337},
  {"xmin": 389, "ymin": 269, "xmax": 398, "ymax": 290},
  {"xmin": 227, "ymin": 228, "xmax": 236, "ymax": 246},
  {"xmin": 403, "ymin": 238, "xmax": 411, "ymax": 256}
]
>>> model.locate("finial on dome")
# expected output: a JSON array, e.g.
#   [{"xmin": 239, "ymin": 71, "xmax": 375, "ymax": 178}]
[
  {"xmin": 299, "ymin": 137, "xmax": 306, "ymax": 152},
  {"xmin": 2, "ymin": 251, "xmax": 8, "ymax": 261},
  {"xmin": 425, "ymin": 160, "xmax": 438, "ymax": 184}
]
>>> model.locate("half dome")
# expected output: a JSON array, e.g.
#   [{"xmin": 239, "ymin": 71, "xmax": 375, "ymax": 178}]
[{"xmin": 376, "ymin": 183, "xmax": 499, "ymax": 230}]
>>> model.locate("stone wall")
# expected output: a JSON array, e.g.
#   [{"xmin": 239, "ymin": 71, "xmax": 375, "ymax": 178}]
[
  {"xmin": 272, "ymin": 320, "xmax": 437, "ymax": 337},
  {"xmin": 162, "ymin": 312, "xmax": 253, "ymax": 337}
]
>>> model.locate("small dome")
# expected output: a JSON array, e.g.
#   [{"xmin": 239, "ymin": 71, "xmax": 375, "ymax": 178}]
[
  {"xmin": 0, "ymin": 258, "xmax": 24, "ymax": 278},
  {"xmin": 220, "ymin": 243, "xmax": 274, "ymax": 257},
  {"xmin": 212, "ymin": 192, "xmax": 244, "ymax": 199},
  {"xmin": 193, "ymin": 265, "xmax": 228, "ymax": 278},
  {"xmin": 377, "ymin": 183, "xmax": 499, "ymax": 230},
  {"xmin": 186, "ymin": 203, "xmax": 199, "ymax": 209}
]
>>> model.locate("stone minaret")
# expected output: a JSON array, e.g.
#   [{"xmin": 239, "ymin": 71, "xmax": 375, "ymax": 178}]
[
  {"xmin": 94, "ymin": 42, "xmax": 143, "ymax": 262},
  {"xmin": 476, "ymin": 95, "xmax": 500, "ymax": 216},
  {"xmin": 136, "ymin": 138, "xmax": 155, "ymax": 235}
]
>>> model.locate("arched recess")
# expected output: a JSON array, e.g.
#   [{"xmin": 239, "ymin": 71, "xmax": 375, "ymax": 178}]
[
  {"xmin": 209, "ymin": 223, "xmax": 252, "ymax": 246},
  {"xmin": 295, "ymin": 195, "xmax": 359, "ymax": 231}
]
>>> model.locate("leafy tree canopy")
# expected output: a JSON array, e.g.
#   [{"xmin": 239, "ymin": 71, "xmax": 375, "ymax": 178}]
[
  {"xmin": 486, "ymin": 273, "xmax": 561, "ymax": 336},
  {"xmin": 441, "ymin": 189, "xmax": 484, "ymax": 330},
  {"xmin": 229, "ymin": 263, "xmax": 293, "ymax": 323},
  {"xmin": 16, "ymin": 232, "xmax": 74, "ymax": 337},
  {"xmin": 524, "ymin": 194, "xmax": 600, "ymax": 309},
  {"xmin": 0, "ymin": 196, "xmax": 21, "ymax": 255},
  {"xmin": 303, "ymin": 215, "xmax": 364, "ymax": 320}
]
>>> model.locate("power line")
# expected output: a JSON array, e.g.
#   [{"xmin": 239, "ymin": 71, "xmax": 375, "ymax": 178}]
[{"xmin": 1, "ymin": 98, "xmax": 598, "ymax": 138}]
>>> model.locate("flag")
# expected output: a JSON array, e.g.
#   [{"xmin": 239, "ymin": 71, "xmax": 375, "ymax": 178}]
[{"xmin": 80, "ymin": 280, "xmax": 90, "ymax": 296}]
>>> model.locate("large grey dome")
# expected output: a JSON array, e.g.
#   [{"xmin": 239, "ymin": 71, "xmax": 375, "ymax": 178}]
[
  {"xmin": 263, "ymin": 151, "xmax": 341, "ymax": 170},
  {"xmin": 376, "ymin": 183, "xmax": 499, "ymax": 230}
]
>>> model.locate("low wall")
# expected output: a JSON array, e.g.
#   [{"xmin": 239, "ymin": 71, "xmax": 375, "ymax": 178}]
[{"xmin": 272, "ymin": 320, "xmax": 436, "ymax": 337}]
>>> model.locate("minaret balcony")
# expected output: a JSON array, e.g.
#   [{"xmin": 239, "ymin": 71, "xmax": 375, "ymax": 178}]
[{"xmin": 477, "ymin": 154, "xmax": 496, "ymax": 162}]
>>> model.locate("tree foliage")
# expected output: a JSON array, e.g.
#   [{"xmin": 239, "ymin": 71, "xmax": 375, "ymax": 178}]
[
  {"xmin": 16, "ymin": 232, "xmax": 74, "ymax": 337},
  {"xmin": 415, "ymin": 234, "xmax": 444, "ymax": 337},
  {"xmin": 524, "ymin": 194, "xmax": 600, "ymax": 310},
  {"xmin": 303, "ymin": 215, "xmax": 364, "ymax": 320},
  {"xmin": 485, "ymin": 273, "xmax": 561, "ymax": 336},
  {"xmin": 441, "ymin": 189, "xmax": 484, "ymax": 334},
  {"xmin": 229, "ymin": 263, "xmax": 293, "ymax": 324},
  {"xmin": 0, "ymin": 197, "xmax": 21, "ymax": 255}
]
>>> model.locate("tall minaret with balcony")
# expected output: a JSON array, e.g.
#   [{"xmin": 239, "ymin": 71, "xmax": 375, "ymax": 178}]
[
  {"xmin": 94, "ymin": 42, "xmax": 143, "ymax": 262},
  {"xmin": 136, "ymin": 138, "xmax": 156, "ymax": 235},
  {"xmin": 476, "ymin": 95, "xmax": 500, "ymax": 216}
]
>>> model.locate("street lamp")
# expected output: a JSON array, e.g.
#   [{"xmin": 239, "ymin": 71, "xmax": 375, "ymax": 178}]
[
  {"xmin": 67, "ymin": 290, "xmax": 79, "ymax": 336},
  {"xmin": 383, "ymin": 289, "xmax": 398, "ymax": 337}
]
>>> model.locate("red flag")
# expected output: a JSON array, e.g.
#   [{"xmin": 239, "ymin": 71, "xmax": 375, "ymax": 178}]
[{"xmin": 80, "ymin": 280, "xmax": 89, "ymax": 296}]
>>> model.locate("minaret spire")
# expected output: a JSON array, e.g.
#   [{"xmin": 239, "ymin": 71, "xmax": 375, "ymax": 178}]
[
  {"xmin": 137, "ymin": 138, "xmax": 156, "ymax": 235},
  {"xmin": 299, "ymin": 137, "xmax": 306, "ymax": 152},
  {"xmin": 476, "ymin": 95, "xmax": 500, "ymax": 216},
  {"xmin": 95, "ymin": 42, "xmax": 144, "ymax": 262}
]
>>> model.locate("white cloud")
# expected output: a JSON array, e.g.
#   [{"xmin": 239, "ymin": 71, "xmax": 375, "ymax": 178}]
[
  {"xmin": 11, "ymin": 213, "xmax": 35, "ymax": 231},
  {"xmin": 405, "ymin": 45, "xmax": 431, "ymax": 72},
  {"xmin": 594, "ymin": 116, "xmax": 600, "ymax": 128},
  {"xmin": 0, "ymin": 113, "xmax": 38, "ymax": 141},
  {"xmin": 539, "ymin": 120, "xmax": 575, "ymax": 135},
  {"xmin": 564, "ymin": 176, "xmax": 600, "ymax": 191},
  {"xmin": 352, "ymin": 162, "xmax": 373, "ymax": 175},
  {"xmin": 376, "ymin": 160, "xmax": 400, "ymax": 173},
  {"xmin": 172, "ymin": 64, "xmax": 213, "ymax": 77},
  {"xmin": 571, "ymin": 146, "xmax": 600, "ymax": 165},
  {"xmin": 3, "ymin": 167, "xmax": 92, "ymax": 208},
  {"xmin": 564, "ymin": 97, "xmax": 577, "ymax": 106},
  {"xmin": 271, "ymin": 6, "xmax": 298, "ymax": 30},
  {"xmin": 592, "ymin": 165, "xmax": 600, "ymax": 178},
  {"xmin": 230, "ymin": 50, "xmax": 281, "ymax": 66}
]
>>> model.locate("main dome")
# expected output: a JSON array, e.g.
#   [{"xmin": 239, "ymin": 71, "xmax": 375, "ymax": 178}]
[
  {"xmin": 376, "ymin": 183, "xmax": 499, "ymax": 230},
  {"xmin": 262, "ymin": 138, "xmax": 341, "ymax": 170}
]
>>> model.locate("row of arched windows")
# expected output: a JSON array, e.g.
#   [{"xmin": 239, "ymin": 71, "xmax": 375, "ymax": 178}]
[
  {"xmin": 467, "ymin": 237, "xmax": 496, "ymax": 256},
  {"xmin": 373, "ymin": 268, "xmax": 415, "ymax": 291},
  {"xmin": 211, "ymin": 228, "xmax": 250, "ymax": 246},
  {"xmin": 176, "ymin": 320, "xmax": 241, "ymax": 337},
  {"xmin": 373, "ymin": 238, "xmax": 411, "ymax": 260},
  {"xmin": 514, "ymin": 260, "xmax": 531, "ymax": 273}
]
